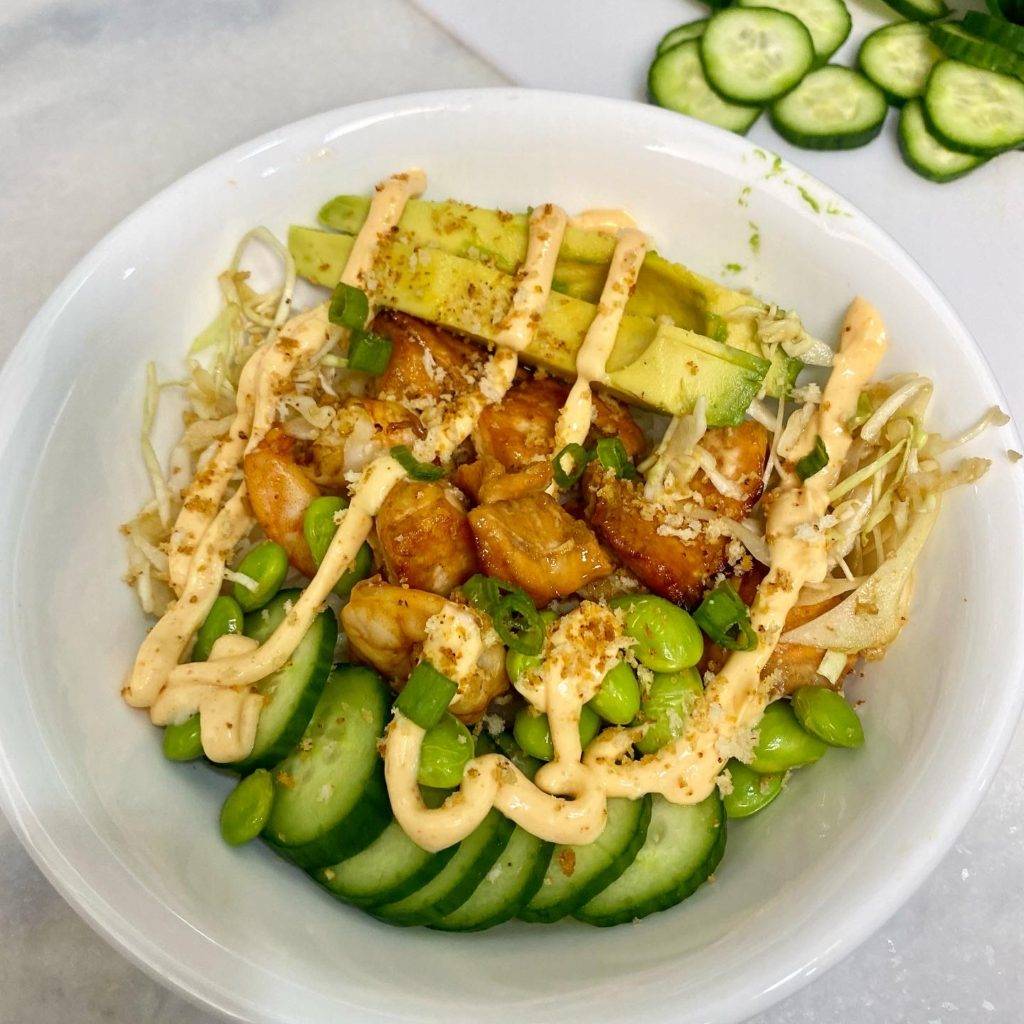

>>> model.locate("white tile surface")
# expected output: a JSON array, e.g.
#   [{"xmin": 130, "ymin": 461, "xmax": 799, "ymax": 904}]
[{"xmin": 0, "ymin": 1, "xmax": 1021, "ymax": 1022}]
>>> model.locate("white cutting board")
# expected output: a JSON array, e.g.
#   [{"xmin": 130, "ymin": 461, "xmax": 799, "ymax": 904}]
[{"xmin": 415, "ymin": 0, "xmax": 1024, "ymax": 422}]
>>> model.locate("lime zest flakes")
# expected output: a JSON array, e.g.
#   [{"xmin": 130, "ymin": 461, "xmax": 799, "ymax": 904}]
[
  {"xmin": 748, "ymin": 221, "xmax": 761, "ymax": 254},
  {"xmin": 723, "ymin": 263, "xmax": 743, "ymax": 274}
]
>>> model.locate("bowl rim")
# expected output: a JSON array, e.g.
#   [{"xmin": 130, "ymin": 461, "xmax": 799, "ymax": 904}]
[{"xmin": 1, "ymin": 86, "xmax": 1022, "ymax": 1024}]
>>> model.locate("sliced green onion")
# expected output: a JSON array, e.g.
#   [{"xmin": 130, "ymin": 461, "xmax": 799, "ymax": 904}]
[
  {"xmin": 693, "ymin": 581, "xmax": 757, "ymax": 652},
  {"xmin": 390, "ymin": 444, "xmax": 445, "ymax": 481},
  {"xmin": 795, "ymin": 435, "xmax": 829, "ymax": 481},
  {"xmin": 347, "ymin": 329, "xmax": 393, "ymax": 375},
  {"xmin": 493, "ymin": 591, "xmax": 545, "ymax": 656},
  {"xmin": 594, "ymin": 436, "xmax": 638, "ymax": 480},
  {"xmin": 395, "ymin": 661, "xmax": 458, "ymax": 730},
  {"xmin": 552, "ymin": 442, "xmax": 589, "ymax": 488},
  {"xmin": 328, "ymin": 281, "xmax": 369, "ymax": 330}
]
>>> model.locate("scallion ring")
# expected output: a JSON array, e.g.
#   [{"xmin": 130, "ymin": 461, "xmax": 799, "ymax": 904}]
[
  {"xmin": 693, "ymin": 581, "xmax": 757, "ymax": 652},
  {"xmin": 390, "ymin": 444, "xmax": 445, "ymax": 481},
  {"xmin": 593, "ymin": 436, "xmax": 638, "ymax": 480},
  {"xmin": 795, "ymin": 434, "xmax": 829, "ymax": 481},
  {"xmin": 327, "ymin": 281, "xmax": 370, "ymax": 331},
  {"xmin": 347, "ymin": 329, "xmax": 393, "ymax": 375},
  {"xmin": 492, "ymin": 591, "xmax": 545, "ymax": 656},
  {"xmin": 552, "ymin": 442, "xmax": 589, "ymax": 488}
]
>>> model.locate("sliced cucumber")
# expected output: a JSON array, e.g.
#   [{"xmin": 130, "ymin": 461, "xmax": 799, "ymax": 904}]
[
  {"xmin": 771, "ymin": 65, "xmax": 887, "ymax": 149},
  {"xmin": 738, "ymin": 0, "xmax": 851, "ymax": 64},
  {"xmin": 372, "ymin": 809, "xmax": 515, "ymax": 926},
  {"xmin": 263, "ymin": 665, "xmax": 390, "ymax": 869},
  {"xmin": 233, "ymin": 591, "xmax": 336, "ymax": 773},
  {"xmin": 878, "ymin": 0, "xmax": 948, "ymax": 23},
  {"xmin": 963, "ymin": 11, "xmax": 1024, "ymax": 58},
  {"xmin": 575, "ymin": 793, "xmax": 726, "ymax": 927},
  {"xmin": 858, "ymin": 22, "xmax": 943, "ymax": 106},
  {"xmin": 930, "ymin": 23, "xmax": 1024, "ymax": 79},
  {"xmin": 657, "ymin": 19, "xmax": 709, "ymax": 56},
  {"xmin": 701, "ymin": 8, "xmax": 816, "ymax": 104},
  {"xmin": 900, "ymin": 99, "xmax": 988, "ymax": 182},
  {"xmin": 431, "ymin": 827, "xmax": 553, "ymax": 932},
  {"xmin": 520, "ymin": 795, "xmax": 652, "ymax": 924},
  {"xmin": 986, "ymin": 0, "xmax": 1024, "ymax": 25},
  {"xmin": 923, "ymin": 59, "xmax": 1024, "ymax": 155},
  {"xmin": 648, "ymin": 40, "xmax": 761, "ymax": 134}
]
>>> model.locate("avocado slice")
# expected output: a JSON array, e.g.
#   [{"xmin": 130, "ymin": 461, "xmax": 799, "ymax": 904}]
[
  {"xmin": 289, "ymin": 226, "xmax": 767, "ymax": 426},
  {"xmin": 318, "ymin": 195, "xmax": 801, "ymax": 397}
]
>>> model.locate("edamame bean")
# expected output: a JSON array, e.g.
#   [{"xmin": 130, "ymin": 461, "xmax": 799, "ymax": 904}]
[
  {"xmin": 505, "ymin": 610, "xmax": 557, "ymax": 682},
  {"xmin": 513, "ymin": 705, "xmax": 601, "ymax": 762},
  {"xmin": 302, "ymin": 496, "xmax": 373, "ymax": 599},
  {"xmin": 192, "ymin": 595, "xmax": 244, "ymax": 662},
  {"xmin": 219, "ymin": 769, "xmax": 275, "ymax": 846},
  {"xmin": 417, "ymin": 714, "xmax": 475, "ymax": 788},
  {"xmin": 634, "ymin": 667, "xmax": 704, "ymax": 755},
  {"xmin": 749, "ymin": 700, "xmax": 827, "ymax": 773},
  {"xmin": 722, "ymin": 759, "xmax": 783, "ymax": 819},
  {"xmin": 232, "ymin": 541, "xmax": 288, "ymax": 612},
  {"xmin": 792, "ymin": 686, "xmax": 864, "ymax": 748},
  {"xmin": 162, "ymin": 715, "xmax": 203, "ymax": 762},
  {"xmin": 609, "ymin": 594, "xmax": 703, "ymax": 672},
  {"xmin": 588, "ymin": 660, "xmax": 641, "ymax": 725}
]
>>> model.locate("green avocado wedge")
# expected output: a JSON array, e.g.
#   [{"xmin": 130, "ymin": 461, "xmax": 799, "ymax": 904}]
[{"xmin": 290, "ymin": 227, "xmax": 770, "ymax": 424}]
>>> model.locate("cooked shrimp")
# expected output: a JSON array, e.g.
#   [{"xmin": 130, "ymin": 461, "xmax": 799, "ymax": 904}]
[
  {"xmin": 373, "ymin": 311, "xmax": 486, "ymax": 407},
  {"xmin": 468, "ymin": 493, "xmax": 614, "ymax": 606},
  {"xmin": 585, "ymin": 420, "xmax": 768, "ymax": 606},
  {"xmin": 341, "ymin": 579, "xmax": 508, "ymax": 721},
  {"xmin": 375, "ymin": 480, "xmax": 479, "ymax": 595},
  {"xmin": 243, "ymin": 427, "xmax": 320, "ymax": 576},
  {"xmin": 308, "ymin": 397, "xmax": 422, "ymax": 490}
]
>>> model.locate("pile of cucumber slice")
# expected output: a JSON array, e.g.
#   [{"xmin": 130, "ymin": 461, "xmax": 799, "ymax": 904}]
[{"xmin": 648, "ymin": 0, "xmax": 1024, "ymax": 182}]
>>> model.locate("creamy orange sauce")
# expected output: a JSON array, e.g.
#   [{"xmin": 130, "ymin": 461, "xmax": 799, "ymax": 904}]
[{"xmin": 570, "ymin": 208, "xmax": 638, "ymax": 233}]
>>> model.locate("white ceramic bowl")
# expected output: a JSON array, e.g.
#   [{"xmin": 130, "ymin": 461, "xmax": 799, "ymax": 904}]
[{"xmin": 1, "ymin": 89, "xmax": 1021, "ymax": 1024}]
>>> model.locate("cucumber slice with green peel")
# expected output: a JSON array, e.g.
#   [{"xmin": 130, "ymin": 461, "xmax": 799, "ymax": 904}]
[
  {"xmin": 520, "ymin": 796, "xmax": 652, "ymax": 923},
  {"xmin": 771, "ymin": 66, "xmax": 887, "ymax": 149},
  {"xmin": 701, "ymin": 8, "xmax": 816, "ymax": 104},
  {"xmin": 263, "ymin": 665, "xmax": 391, "ymax": 869},
  {"xmin": 233, "ymin": 591, "xmax": 337, "ymax": 773},
  {"xmin": 963, "ymin": 11, "xmax": 1024, "ymax": 58},
  {"xmin": 657, "ymin": 20, "xmax": 709, "ymax": 56},
  {"xmin": 899, "ymin": 99, "xmax": 988, "ymax": 182},
  {"xmin": 738, "ymin": 0, "xmax": 852, "ymax": 64},
  {"xmin": 923, "ymin": 60, "xmax": 1024, "ymax": 155},
  {"xmin": 930, "ymin": 23, "xmax": 1024, "ymax": 79},
  {"xmin": 315, "ymin": 789, "xmax": 456, "ymax": 908},
  {"xmin": 372, "ymin": 810, "xmax": 516, "ymax": 926},
  {"xmin": 878, "ymin": 0, "xmax": 948, "ymax": 23},
  {"xmin": 986, "ymin": 0, "xmax": 1024, "ymax": 25},
  {"xmin": 431, "ymin": 827, "xmax": 554, "ymax": 932},
  {"xmin": 858, "ymin": 23, "xmax": 943, "ymax": 106},
  {"xmin": 575, "ymin": 794, "xmax": 726, "ymax": 927},
  {"xmin": 648, "ymin": 40, "xmax": 762, "ymax": 135}
]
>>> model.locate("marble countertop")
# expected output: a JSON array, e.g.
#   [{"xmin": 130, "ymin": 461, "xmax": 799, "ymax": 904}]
[{"xmin": 0, "ymin": 1, "xmax": 1020, "ymax": 1021}]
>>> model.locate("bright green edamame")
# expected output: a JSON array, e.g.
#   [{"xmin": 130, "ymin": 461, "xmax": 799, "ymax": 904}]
[
  {"xmin": 192, "ymin": 595, "xmax": 244, "ymax": 662},
  {"xmin": 505, "ymin": 610, "xmax": 557, "ymax": 682},
  {"xmin": 609, "ymin": 594, "xmax": 703, "ymax": 672},
  {"xmin": 634, "ymin": 667, "xmax": 704, "ymax": 755},
  {"xmin": 749, "ymin": 700, "xmax": 828, "ymax": 773},
  {"xmin": 163, "ymin": 715, "xmax": 203, "ymax": 762},
  {"xmin": 219, "ymin": 769, "xmax": 275, "ymax": 846},
  {"xmin": 588, "ymin": 660, "xmax": 641, "ymax": 725},
  {"xmin": 513, "ymin": 705, "xmax": 601, "ymax": 761},
  {"xmin": 792, "ymin": 686, "xmax": 864, "ymax": 748},
  {"xmin": 722, "ymin": 759, "xmax": 783, "ymax": 819},
  {"xmin": 302, "ymin": 496, "xmax": 373, "ymax": 598},
  {"xmin": 417, "ymin": 714, "xmax": 475, "ymax": 788},
  {"xmin": 232, "ymin": 541, "xmax": 288, "ymax": 612}
]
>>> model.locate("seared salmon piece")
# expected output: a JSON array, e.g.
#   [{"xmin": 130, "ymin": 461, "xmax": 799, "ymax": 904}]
[
  {"xmin": 375, "ymin": 480, "xmax": 478, "ymax": 596},
  {"xmin": 468, "ymin": 492, "xmax": 614, "ymax": 606},
  {"xmin": 584, "ymin": 420, "xmax": 768, "ymax": 607}
]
